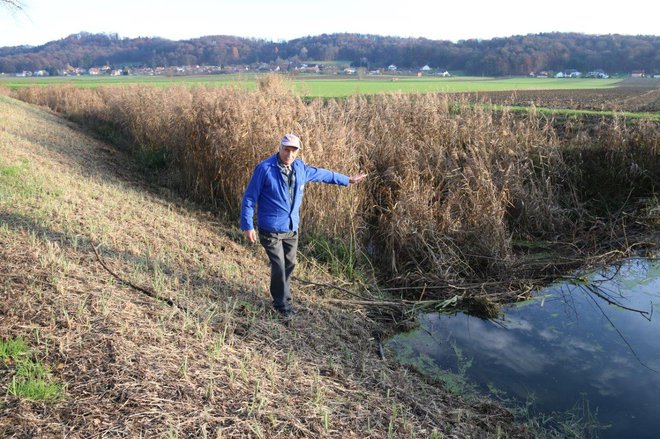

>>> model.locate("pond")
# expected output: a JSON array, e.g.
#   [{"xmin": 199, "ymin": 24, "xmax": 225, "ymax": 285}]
[{"xmin": 387, "ymin": 258, "xmax": 660, "ymax": 438}]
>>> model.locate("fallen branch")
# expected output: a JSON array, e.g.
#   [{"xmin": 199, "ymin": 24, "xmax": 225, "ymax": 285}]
[
  {"xmin": 92, "ymin": 244, "xmax": 187, "ymax": 313},
  {"xmin": 295, "ymin": 277, "xmax": 373, "ymax": 301},
  {"xmin": 324, "ymin": 295, "xmax": 461, "ymax": 310}
]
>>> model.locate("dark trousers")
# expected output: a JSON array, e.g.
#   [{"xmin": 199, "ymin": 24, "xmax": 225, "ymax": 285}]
[{"xmin": 259, "ymin": 230, "xmax": 298, "ymax": 312}]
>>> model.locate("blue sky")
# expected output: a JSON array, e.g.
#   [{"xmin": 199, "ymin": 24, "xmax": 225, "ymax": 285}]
[{"xmin": 1, "ymin": 0, "xmax": 657, "ymax": 47}]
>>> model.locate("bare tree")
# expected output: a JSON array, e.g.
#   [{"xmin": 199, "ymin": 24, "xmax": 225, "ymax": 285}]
[{"xmin": 1, "ymin": 0, "xmax": 23, "ymax": 10}]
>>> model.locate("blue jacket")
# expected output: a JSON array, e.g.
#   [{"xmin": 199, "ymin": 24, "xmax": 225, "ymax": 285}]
[{"xmin": 241, "ymin": 153, "xmax": 349, "ymax": 233}]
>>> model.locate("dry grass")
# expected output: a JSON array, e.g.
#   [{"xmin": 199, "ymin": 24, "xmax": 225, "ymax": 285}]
[
  {"xmin": 0, "ymin": 95, "xmax": 538, "ymax": 437},
  {"xmin": 12, "ymin": 77, "xmax": 659, "ymax": 298}
]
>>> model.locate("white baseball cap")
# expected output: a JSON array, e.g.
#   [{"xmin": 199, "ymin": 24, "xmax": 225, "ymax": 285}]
[{"xmin": 280, "ymin": 133, "xmax": 301, "ymax": 149}]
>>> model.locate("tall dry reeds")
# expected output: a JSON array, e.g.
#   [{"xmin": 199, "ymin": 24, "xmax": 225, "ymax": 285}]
[{"xmin": 14, "ymin": 79, "xmax": 659, "ymax": 289}]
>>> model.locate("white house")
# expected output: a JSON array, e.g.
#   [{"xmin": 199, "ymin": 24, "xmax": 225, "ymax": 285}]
[
  {"xmin": 421, "ymin": 65, "xmax": 432, "ymax": 71},
  {"xmin": 586, "ymin": 69, "xmax": 609, "ymax": 79},
  {"xmin": 388, "ymin": 64, "xmax": 397, "ymax": 71},
  {"xmin": 556, "ymin": 69, "xmax": 581, "ymax": 78}
]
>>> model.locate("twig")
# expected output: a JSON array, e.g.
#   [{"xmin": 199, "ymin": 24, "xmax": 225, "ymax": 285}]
[
  {"xmin": 92, "ymin": 244, "xmax": 188, "ymax": 313},
  {"xmin": 584, "ymin": 283, "xmax": 651, "ymax": 320},
  {"xmin": 324, "ymin": 297, "xmax": 461, "ymax": 309},
  {"xmin": 325, "ymin": 298, "xmax": 403, "ymax": 307},
  {"xmin": 295, "ymin": 277, "xmax": 373, "ymax": 301},
  {"xmin": 582, "ymin": 286, "xmax": 657, "ymax": 373}
]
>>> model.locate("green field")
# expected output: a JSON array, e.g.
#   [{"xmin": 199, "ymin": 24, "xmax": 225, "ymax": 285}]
[
  {"xmin": 292, "ymin": 76, "xmax": 623, "ymax": 97},
  {"xmin": 0, "ymin": 73, "xmax": 623, "ymax": 97}
]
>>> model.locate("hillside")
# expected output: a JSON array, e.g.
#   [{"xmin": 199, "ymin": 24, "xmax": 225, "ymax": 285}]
[
  {"xmin": 1, "ymin": 31, "xmax": 658, "ymax": 76},
  {"xmin": 0, "ymin": 95, "xmax": 533, "ymax": 436}
]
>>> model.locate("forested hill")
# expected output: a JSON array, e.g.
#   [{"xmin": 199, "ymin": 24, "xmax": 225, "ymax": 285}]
[{"xmin": 1, "ymin": 31, "xmax": 657, "ymax": 76}]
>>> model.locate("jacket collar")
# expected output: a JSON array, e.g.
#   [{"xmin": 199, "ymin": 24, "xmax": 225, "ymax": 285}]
[{"xmin": 267, "ymin": 153, "xmax": 301, "ymax": 169}]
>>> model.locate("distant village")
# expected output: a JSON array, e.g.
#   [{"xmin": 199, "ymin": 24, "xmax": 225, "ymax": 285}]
[
  {"xmin": 5, "ymin": 62, "xmax": 656, "ymax": 79},
  {"xmin": 8, "ymin": 62, "xmax": 449, "ymax": 77}
]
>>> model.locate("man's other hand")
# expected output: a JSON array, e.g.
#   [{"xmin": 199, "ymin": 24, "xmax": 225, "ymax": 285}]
[{"xmin": 244, "ymin": 229, "xmax": 257, "ymax": 243}]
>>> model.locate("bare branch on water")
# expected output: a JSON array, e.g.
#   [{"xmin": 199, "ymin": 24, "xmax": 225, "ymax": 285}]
[{"xmin": 581, "ymin": 284, "xmax": 657, "ymax": 373}]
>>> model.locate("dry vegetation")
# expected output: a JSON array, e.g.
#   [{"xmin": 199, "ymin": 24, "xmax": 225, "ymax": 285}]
[
  {"xmin": 1, "ymin": 95, "xmax": 538, "ymax": 437},
  {"xmin": 13, "ymin": 76, "xmax": 659, "ymax": 301}
]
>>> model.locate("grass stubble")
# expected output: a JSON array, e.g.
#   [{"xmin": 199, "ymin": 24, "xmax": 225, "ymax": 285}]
[{"xmin": 0, "ymin": 95, "xmax": 531, "ymax": 437}]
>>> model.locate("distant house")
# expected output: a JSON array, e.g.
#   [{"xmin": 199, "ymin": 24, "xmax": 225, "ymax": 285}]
[
  {"xmin": 556, "ymin": 69, "xmax": 581, "ymax": 78},
  {"xmin": 631, "ymin": 70, "xmax": 645, "ymax": 78},
  {"xmin": 586, "ymin": 69, "xmax": 609, "ymax": 79},
  {"xmin": 343, "ymin": 68, "xmax": 356, "ymax": 74},
  {"xmin": 300, "ymin": 64, "xmax": 320, "ymax": 73},
  {"xmin": 88, "ymin": 68, "xmax": 100, "ymax": 76},
  {"xmin": 421, "ymin": 65, "xmax": 432, "ymax": 71},
  {"xmin": 436, "ymin": 69, "xmax": 450, "ymax": 77},
  {"xmin": 388, "ymin": 64, "xmax": 397, "ymax": 71}
]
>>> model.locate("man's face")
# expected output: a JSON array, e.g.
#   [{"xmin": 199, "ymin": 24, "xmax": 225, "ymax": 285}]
[{"xmin": 278, "ymin": 145, "xmax": 299, "ymax": 166}]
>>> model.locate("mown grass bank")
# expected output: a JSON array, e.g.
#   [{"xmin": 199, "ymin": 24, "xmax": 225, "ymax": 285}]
[
  {"xmin": 0, "ymin": 95, "xmax": 542, "ymax": 437},
  {"xmin": 12, "ymin": 78, "xmax": 660, "ymax": 303}
]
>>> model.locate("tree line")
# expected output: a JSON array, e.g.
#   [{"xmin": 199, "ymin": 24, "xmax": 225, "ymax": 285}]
[{"xmin": 1, "ymin": 31, "xmax": 657, "ymax": 75}]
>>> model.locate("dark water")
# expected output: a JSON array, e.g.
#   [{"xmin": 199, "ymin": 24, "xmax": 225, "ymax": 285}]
[{"xmin": 387, "ymin": 258, "xmax": 660, "ymax": 438}]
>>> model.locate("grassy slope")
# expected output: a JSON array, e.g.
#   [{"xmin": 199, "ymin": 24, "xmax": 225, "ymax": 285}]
[{"xmin": 0, "ymin": 96, "xmax": 530, "ymax": 437}]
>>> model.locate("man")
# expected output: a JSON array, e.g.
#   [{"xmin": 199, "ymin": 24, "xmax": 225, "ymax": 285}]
[{"xmin": 240, "ymin": 134, "xmax": 367, "ymax": 318}]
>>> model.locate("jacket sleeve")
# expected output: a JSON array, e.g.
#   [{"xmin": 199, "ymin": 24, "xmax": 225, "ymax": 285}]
[
  {"xmin": 240, "ymin": 165, "xmax": 264, "ymax": 230},
  {"xmin": 304, "ymin": 164, "xmax": 350, "ymax": 186}
]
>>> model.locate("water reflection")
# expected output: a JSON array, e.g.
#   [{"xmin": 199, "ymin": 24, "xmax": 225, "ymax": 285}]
[{"xmin": 388, "ymin": 258, "xmax": 660, "ymax": 439}]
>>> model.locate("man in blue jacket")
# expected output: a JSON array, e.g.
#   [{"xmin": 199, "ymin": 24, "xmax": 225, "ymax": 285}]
[{"xmin": 241, "ymin": 134, "xmax": 367, "ymax": 318}]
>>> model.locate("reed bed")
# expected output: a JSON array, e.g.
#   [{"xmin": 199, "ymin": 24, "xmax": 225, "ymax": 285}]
[{"xmin": 15, "ymin": 78, "xmax": 659, "ymax": 295}]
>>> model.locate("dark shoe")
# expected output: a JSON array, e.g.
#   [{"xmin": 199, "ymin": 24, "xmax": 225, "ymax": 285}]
[{"xmin": 277, "ymin": 307, "xmax": 297, "ymax": 319}]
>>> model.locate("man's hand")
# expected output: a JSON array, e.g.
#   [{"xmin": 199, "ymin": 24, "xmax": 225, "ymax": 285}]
[
  {"xmin": 244, "ymin": 229, "xmax": 257, "ymax": 243},
  {"xmin": 348, "ymin": 173, "xmax": 368, "ymax": 184}
]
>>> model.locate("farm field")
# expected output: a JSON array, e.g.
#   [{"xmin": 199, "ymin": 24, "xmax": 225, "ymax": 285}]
[
  {"xmin": 0, "ymin": 72, "xmax": 624, "ymax": 97},
  {"xmin": 470, "ymin": 78, "xmax": 660, "ymax": 112},
  {"xmin": 290, "ymin": 76, "xmax": 624, "ymax": 97},
  {"xmin": 6, "ymin": 74, "xmax": 659, "ymax": 118}
]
